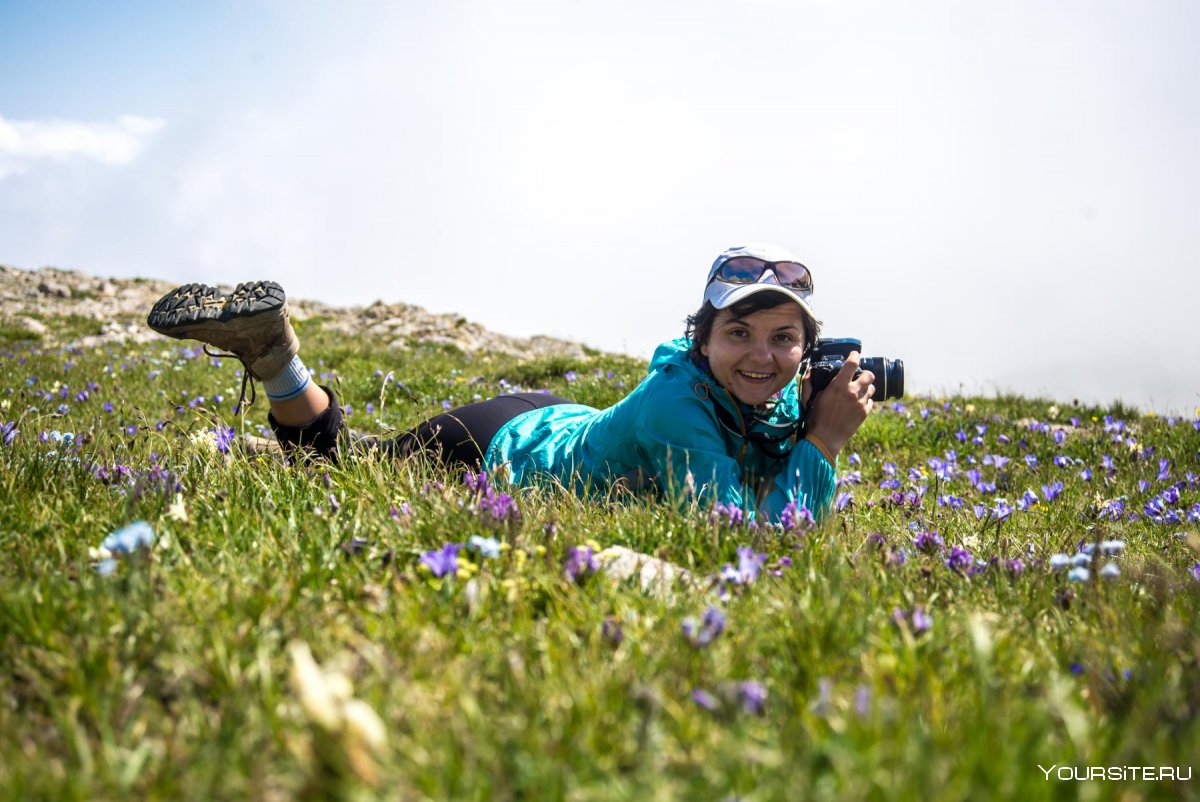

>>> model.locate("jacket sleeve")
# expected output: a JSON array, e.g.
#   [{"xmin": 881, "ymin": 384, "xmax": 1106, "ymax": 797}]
[{"xmin": 634, "ymin": 395, "xmax": 837, "ymax": 523}]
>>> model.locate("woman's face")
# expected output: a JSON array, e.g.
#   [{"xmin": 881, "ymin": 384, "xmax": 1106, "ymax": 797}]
[{"xmin": 700, "ymin": 303, "xmax": 808, "ymax": 407}]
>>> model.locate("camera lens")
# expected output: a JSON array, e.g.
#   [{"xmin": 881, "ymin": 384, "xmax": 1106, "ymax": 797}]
[{"xmin": 860, "ymin": 357, "xmax": 904, "ymax": 401}]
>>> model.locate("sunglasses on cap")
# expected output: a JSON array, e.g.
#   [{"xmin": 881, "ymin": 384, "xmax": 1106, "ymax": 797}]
[{"xmin": 712, "ymin": 257, "xmax": 814, "ymax": 294}]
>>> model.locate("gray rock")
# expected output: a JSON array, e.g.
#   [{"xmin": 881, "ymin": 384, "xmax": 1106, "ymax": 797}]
[
  {"xmin": 16, "ymin": 317, "xmax": 48, "ymax": 335},
  {"xmin": 38, "ymin": 280, "xmax": 71, "ymax": 298}
]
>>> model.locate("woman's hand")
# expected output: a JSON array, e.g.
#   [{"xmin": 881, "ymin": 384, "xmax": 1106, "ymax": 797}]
[{"xmin": 803, "ymin": 351, "xmax": 874, "ymax": 459}]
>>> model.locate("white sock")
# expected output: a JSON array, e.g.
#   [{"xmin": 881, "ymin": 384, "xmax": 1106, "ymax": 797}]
[{"xmin": 262, "ymin": 355, "xmax": 313, "ymax": 401}]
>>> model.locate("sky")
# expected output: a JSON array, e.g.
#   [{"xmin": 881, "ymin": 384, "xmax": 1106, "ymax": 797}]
[{"xmin": 2, "ymin": 0, "xmax": 1198, "ymax": 413}]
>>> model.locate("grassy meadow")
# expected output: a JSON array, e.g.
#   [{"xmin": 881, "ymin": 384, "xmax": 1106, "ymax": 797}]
[{"xmin": 1, "ymin": 315, "xmax": 1198, "ymax": 801}]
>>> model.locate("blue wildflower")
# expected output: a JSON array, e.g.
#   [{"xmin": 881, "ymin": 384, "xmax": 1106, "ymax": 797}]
[
  {"xmin": 1048, "ymin": 554, "xmax": 1071, "ymax": 570},
  {"xmin": 1068, "ymin": 567, "xmax": 1089, "ymax": 582},
  {"xmin": 1099, "ymin": 563, "xmax": 1120, "ymax": 579},
  {"xmin": 468, "ymin": 534, "xmax": 502, "ymax": 559},
  {"xmin": 101, "ymin": 520, "xmax": 155, "ymax": 554}
]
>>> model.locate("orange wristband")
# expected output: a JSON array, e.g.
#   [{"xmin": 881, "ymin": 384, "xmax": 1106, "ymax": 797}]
[{"xmin": 805, "ymin": 434, "xmax": 835, "ymax": 465}]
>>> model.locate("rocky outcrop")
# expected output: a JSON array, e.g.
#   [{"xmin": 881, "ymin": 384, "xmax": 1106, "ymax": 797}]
[{"xmin": 0, "ymin": 263, "xmax": 588, "ymax": 359}]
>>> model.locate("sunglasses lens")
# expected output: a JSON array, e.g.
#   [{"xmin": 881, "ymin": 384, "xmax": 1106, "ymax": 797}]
[
  {"xmin": 717, "ymin": 257, "xmax": 765, "ymax": 284},
  {"xmin": 773, "ymin": 262, "xmax": 812, "ymax": 291}
]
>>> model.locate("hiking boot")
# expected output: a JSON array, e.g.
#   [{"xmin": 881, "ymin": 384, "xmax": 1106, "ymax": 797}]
[{"xmin": 146, "ymin": 280, "xmax": 300, "ymax": 380}]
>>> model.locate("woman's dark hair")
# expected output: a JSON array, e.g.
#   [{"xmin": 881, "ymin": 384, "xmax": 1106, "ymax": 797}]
[{"xmin": 685, "ymin": 291, "xmax": 821, "ymax": 358}]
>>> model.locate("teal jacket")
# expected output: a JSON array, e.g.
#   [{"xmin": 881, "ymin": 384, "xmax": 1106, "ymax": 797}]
[{"xmin": 483, "ymin": 338, "xmax": 837, "ymax": 523}]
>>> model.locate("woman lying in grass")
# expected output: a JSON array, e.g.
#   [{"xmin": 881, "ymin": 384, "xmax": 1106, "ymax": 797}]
[{"xmin": 146, "ymin": 243, "xmax": 874, "ymax": 523}]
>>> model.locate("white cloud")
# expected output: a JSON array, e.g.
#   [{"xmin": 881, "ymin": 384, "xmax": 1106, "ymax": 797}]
[{"xmin": 0, "ymin": 114, "xmax": 165, "ymax": 179}]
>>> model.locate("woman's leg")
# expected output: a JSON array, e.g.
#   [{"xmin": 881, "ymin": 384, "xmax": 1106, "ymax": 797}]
[
  {"xmin": 147, "ymin": 280, "xmax": 344, "ymax": 458},
  {"xmin": 381, "ymin": 392, "xmax": 572, "ymax": 467},
  {"xmin": 146, "ymin": 280, "xmax": 572, "ymax": 465}
]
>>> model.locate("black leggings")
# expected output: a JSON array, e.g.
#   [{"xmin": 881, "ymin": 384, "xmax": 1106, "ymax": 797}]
[{"xmin": 268, "ymin": 386, "xmax": 571, "ymax": 466}]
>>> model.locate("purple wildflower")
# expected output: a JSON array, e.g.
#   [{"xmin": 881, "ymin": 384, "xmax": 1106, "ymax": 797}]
[
  {"xmin": 601, "ymin": 618, "xmax": 624, "ymax": 647},
  {"xmin": 779, "ymin": 500, "xmax": 815, "ymax": 532},
  {"xmin": 691, "ymin": 688, "xmax": 720, "ymax": 712},
  {"xmin": 419, "ymin": 543, "xmax": 462, "ymax": 578},
  {"xmin": 563, "ymin": 546, "xmax": 599, "ymax": 582},
  {"xmin": 1053, "ymin": 455, "xmax": 1072, "ymax": 468},
  {"xmin": 835, "ymin": 491, "xmax": 853, "ymax": 512},
  {"xmin": 480, "ymin": 491, "xmax": 519, "ymax": 522},
  {"xmin": 1188, "ymin": 562, "xmax": 1200, "ymax": 581},
  {"xmin": 1041, "ymin": 481, "xmax": 1063, "ymax": 502},
  {"xmin": 888, "ymin": 546, "xmax": 908, "ymax": 566},
  {"xmin": 1078, "ymin": 467, "xmax": 1093, "ymax": 482},
  {"xmin": 711, "ymin": 501, "xmax": 745, "ymax": 527},
  {"xmin": 1157, "ymin": 459, "xmax": 1171, "ymax": 481},
  {"xmin": 464, "ymin": 470, "xmax": 490, "ymax": 494},
  {"xmin": 1101, "ymin": 454, "xmax": 1115, "ymax": 474},
  {"xmin": 944, "ymin": 546, "xmax": 972, "ymax": 573},
  {"xmin": 737, "ymin": 681, "xmax": 768, "ymax": 715},
  {"xmin": 910, "ymin": 606, "xmax": 932, "ymax": 634},
  {"xmin": 1004, "ymin": 558, "xmax": 1026, "ymax": 576},
  {"xmin": 913, "ymin": 530, "xmax": 944, "ymax": 554},
  {"xmin": 854, "ymin": 684, "xmax": 872, "ymax": 717},
  {"xmin": 1016, "ymin": 488, "xmax": 1039, "ymax": 511},
  {"xmin": 1, "ymin": 421, "xmax": 17, "ymax": 447},
  {"xmin": 735, "ymin": 546, "xmax": 767, "ymax": 584},
  {"xmin": 682, "ymin": 606, "xmax": 726, "ymax": 647},
  {"xmin": 213, "ymin": 425, "xmax": 236, "ymax": 454}
]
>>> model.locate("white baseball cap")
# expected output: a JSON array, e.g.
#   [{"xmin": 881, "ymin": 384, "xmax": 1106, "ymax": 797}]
[{"xmin": 702, "ymin": 243, "xmax": 816, "ymax": 320}]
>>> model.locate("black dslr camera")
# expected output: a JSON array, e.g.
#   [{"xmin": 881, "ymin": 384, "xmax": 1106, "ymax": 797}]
[{"xmin": 807, "ymin": 338, "xmax": 904, "ymax": 401}]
